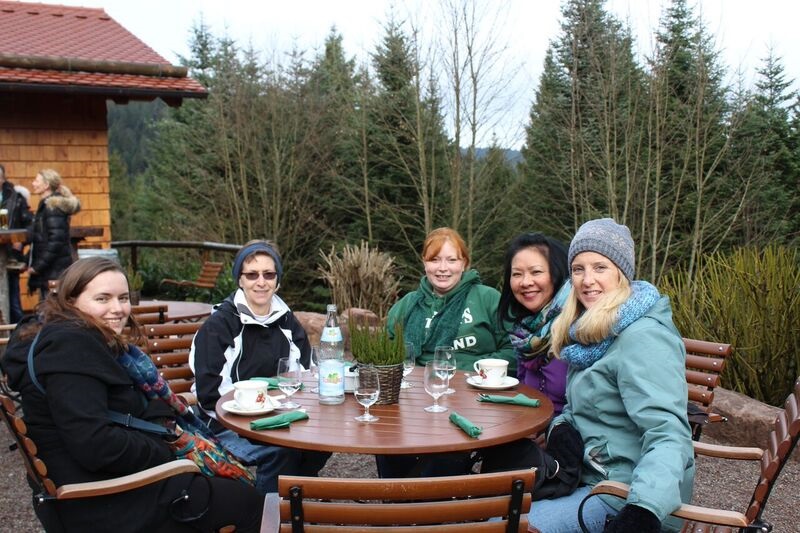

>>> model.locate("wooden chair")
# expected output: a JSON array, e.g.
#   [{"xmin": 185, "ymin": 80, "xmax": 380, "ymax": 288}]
[
  {"xmin": 161, "ymin": 261, "xmax": 225, "ymax": 301},
  {"xmin": 583, "ymin": 376, "xmax": 800, "ymax": 533},
  {"xmin": 144, "ymin": 322, "xmax": 203, "ymax": 405},
  {"xmin": 683, "ymin": 337, "xmax": 733, "ymax": 440},
  {"xmin": 0, "ymin": 389, "xmax": 200, "ymax": 531},
  {"xmin": 131, "ymin": 303, "xmax": 168, "ymax": 325},
  {"xmin": 263, "ymin": 469, "xmax": 535, "ymax": 532}
]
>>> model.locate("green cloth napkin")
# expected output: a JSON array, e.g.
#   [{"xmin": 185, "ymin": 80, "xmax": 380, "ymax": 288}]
[
  {"xmin": 251, "ymin": 377, "xmax": 303, "ymax": 390},
  {"xmin": 250, "ymin": 410, "xmax": 309, "ymax": 430},
  {"xmin": 449, "ymin": 411, "xmax": 482, "ymax": 438},
  {"xmin": 477, "ymin": 393, "xmax": 540, "ymax": 408}
]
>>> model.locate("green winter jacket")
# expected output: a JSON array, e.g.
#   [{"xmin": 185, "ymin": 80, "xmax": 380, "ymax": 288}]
[
  {"xmin": 553, "ymin": 296, "xmax": 694, "ymax": 531},
  {"xmin": 386, "ymin": 271, "xmax": 515, "ymax": 373}
]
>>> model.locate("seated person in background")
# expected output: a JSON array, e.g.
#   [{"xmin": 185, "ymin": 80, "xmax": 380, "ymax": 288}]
[
  {"xmin": 379, "ymin": 227, "xmax": 513, "ymax": 477},
  {"xmin": 2, "ymin": 257, "xmax": 262, "ymax": 532},
  {"xmin": 479, "ymin": 232, "xmax": 571, "ymax": 474},
  {"xmin": 528, "ymin": 219, "xmax": 694, "ymax": 533},
  {"xmin": 190, "ymin": 240, "xmax": 330, "ymax": 494}
]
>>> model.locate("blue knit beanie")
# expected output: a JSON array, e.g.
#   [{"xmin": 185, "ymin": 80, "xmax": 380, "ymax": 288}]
[
  {"xmin": 232, "ymin": 242, "xmax": 283, "ymax": 283},
  {"xmin": 568, "ymin": 218, "xmax": 635, "ymax": 280}
]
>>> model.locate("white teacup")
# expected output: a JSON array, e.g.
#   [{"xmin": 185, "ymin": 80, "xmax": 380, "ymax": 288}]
[
  {"xmin": 473, "ymin": 358, "xmax": 509, "ymax": 386},
  {"xmin": 233, "ymin": 380, "xmax": 269, "ymax": 410}
]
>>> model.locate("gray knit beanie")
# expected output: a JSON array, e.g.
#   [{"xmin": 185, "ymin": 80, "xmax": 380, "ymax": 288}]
[{"xmin": 568, "ymin": 218, "xmax": 635, "ymax": 280}]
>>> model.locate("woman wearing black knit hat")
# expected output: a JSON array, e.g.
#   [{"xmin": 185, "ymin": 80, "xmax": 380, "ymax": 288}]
[
  {"xmin": 527, "ymin": 219, "xmax": 695, "ymax": 533},
  {"xmin": 189, "ymin": 239, "xmax": 329, "ymax": 494}
]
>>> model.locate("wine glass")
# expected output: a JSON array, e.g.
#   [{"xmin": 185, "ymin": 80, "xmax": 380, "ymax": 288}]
[
  {"xmin": 401, "ymin": 342, "xmax": 416, "ymax": 389},
  {"xmin": 277, "ymin": 357, "xmax": 302, "ymax": 409},
  {"xmin": 354, "ymin": 364, "xmax": 380, "ymax": 422},
  {"xmin": 434, "ymin": 346, "xmax": 457, "ymax": 394},
  {"xmin": 423, "ymin": 361, "xmax": 449, "ymax": 413},
  {"xmin": 308, "ymin": 345, "xmax": 320, "ymax": 393}
]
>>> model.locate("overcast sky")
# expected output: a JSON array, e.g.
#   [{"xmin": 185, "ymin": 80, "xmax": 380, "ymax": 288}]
[{"xmin": 31, "ymin": 0, "xmax": 800, "ymax": 148}]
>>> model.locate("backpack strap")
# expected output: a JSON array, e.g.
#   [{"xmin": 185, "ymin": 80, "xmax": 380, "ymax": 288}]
[{"xmin": 26, "ymin": 330, "xmax": 173, "ymax": 438}]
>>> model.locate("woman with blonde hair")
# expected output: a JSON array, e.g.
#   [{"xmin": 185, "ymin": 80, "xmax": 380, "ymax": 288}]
[
  {"xmin": 528, "ymin": 218, "xmax": 694, "ymax": 533},
  {"xmin": 27, "ymin": 168, "xmax": 80, "ymax": 298}
]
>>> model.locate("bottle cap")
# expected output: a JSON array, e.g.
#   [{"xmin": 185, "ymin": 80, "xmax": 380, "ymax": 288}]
[{"xmin": 327, "ymin": 304, "xmax": 337, "ymax": 313}]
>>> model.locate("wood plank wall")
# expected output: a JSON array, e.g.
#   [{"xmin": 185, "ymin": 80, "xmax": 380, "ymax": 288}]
[{"xmin": 0, "ymin": 93, "xmax": 112, "ymax": 313}]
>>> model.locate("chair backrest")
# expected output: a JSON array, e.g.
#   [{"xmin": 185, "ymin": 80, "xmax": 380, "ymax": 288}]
[
  {"xmin": 684, "ymin": 337, "xmax": 732, "ymax": 413},
  {"xmin": 193, "ymin": 261, "xmax": 224, "ymax": 289},
  {"xmin": 0, "ymin": 389, "xmax": 58, "ymax": 500},
  {"xmin": 267, "ymin": 469, "xmax": 535, "ymax": 532},
  {"xmin": 144, "ymin": 322, "xmax": 203, "ymax": 395},
  {"xmin": 131, "ymin": 304, "xmax": 168, "ymax": 325},
  {"xmin": 744, "ymin": 377, "xmax": 800, "ymax": 526}
]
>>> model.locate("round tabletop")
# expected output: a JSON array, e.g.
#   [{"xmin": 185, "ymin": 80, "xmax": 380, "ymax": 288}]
[{"xmin": 215, "ymin": 371, "xmax": 553, "ymax": 455}]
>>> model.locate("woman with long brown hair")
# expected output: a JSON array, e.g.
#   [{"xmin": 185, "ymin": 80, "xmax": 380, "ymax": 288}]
[{"xmin": 2, "ymin": 257, "xmax": 263, "ymax": 532}]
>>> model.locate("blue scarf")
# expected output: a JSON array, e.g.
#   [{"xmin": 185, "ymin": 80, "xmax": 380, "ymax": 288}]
[
  {"xmin": 560, "ymin": 281, "xmax": 661, "ymax": 370},
  {"xmin": 117, "ymin": 345, "xmax": 212, "ymax": 438}
]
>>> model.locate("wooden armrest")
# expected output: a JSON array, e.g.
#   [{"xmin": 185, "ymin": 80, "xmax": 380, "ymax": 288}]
[
  {"xmin": 56, "ymin": 459, "xmax": 200, "ymax": 499},
  {"xmin": 178, "ymin": 392, "xmax": 197, "ymax": 406},
  {"xmin": 692, "ymin": 441, "xmax": 763, "ymax": 461},
  {"xmin": 590, "ymin": 480, "xmax": 749, "ymax": 528}
]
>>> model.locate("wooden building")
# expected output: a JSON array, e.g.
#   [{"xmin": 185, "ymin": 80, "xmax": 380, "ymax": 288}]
[{"xmin": 0, "ymin": 1, "xmax": 207, "ymax": 308}]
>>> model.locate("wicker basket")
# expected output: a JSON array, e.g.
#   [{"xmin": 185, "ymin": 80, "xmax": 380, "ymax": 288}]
[{"xmin": 371, "ymin": 363, "xmax": 404, "ymax": 405}]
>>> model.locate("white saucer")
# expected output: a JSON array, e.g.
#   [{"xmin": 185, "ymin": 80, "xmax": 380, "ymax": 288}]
[
  {"xmin": 466, "ymin": 376, "xmax": 519, "ymax": 390},
  {"xmin": 221, "ymin": 400, "xmax": 275, "ymax": 416}
]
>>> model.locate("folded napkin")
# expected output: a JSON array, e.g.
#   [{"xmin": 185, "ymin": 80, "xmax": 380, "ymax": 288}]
[
  {"xmin": 449, "ymin": 411, "xmax": 482, "ymax": 438},
  {"xmin": 251, "ymin": 377, "xmax": 303, "ymax": 390},
  {"xmin": 250, "ymin": 410, "xmax": 309, "ymax": 430},
  {"xmin": 477, "ymin": 393, "xmax": 540, "ymax": 408}
]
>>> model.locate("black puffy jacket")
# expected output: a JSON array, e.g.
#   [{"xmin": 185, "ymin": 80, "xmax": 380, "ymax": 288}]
[{"xmin": 28, "ymin": 188, "xmax": 80, "ymax": 292}]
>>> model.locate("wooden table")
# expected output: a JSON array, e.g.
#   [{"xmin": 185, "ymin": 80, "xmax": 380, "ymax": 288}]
[
  {"xmin": 215, "ymin": 372, "xmax": 553, "ymax": 455},
  {"xmin": 139, "ymin": 299, "xmax": 213, "ymax": 322},
  {"xmin": 0, "ymin": 230, "xmax": 28, "ymax": 323}
]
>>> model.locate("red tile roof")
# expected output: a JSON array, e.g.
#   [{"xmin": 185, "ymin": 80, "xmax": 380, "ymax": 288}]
[{"xmin": 0, "ymin": 1, "xmax": 206, "ymax": 99}]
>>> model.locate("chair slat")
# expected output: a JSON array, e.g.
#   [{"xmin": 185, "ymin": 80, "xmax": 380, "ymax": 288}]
[{"xmin": 276, "ymin": 470, "xmax": 534, "ymax": 531}]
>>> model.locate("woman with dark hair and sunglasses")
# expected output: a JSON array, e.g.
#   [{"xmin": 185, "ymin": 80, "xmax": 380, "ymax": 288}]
[
  {"xmin": 190, "ymin": 240, "xmax": 329, "ymax": 495},
  {"xmin": 2, "ymin": 257, "xmax": 263, "ymax": 532}
]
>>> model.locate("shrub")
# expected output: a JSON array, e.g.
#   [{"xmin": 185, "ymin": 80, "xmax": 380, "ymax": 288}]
[
  {"xmin": 661, "ymin": 245, "xmax": 800, "ymax": 406},
  {"xmin": 318, "ymin": 241, "xmax": 400, "ymax": 319}
]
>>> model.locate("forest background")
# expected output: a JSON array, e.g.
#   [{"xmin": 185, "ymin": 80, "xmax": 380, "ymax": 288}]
[{"xmin": 108, "ymin": 0, "xmax": 799, "ymax": 402}]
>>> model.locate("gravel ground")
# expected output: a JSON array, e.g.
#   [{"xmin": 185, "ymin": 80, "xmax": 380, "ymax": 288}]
[{"xmin": 1, "ymin": 421, "xmax": 797, "ymax": 532}]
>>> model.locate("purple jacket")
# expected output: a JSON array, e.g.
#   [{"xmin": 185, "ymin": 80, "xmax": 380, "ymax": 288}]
[{"xmin": 518, "ymin": 356, "xmax": 568, "ymax": 415}]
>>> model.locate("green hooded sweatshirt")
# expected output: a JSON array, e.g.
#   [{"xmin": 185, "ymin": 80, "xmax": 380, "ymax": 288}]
[{"xmin": 386, "ymin": 270, "xmax": 515, "ymax": 373}]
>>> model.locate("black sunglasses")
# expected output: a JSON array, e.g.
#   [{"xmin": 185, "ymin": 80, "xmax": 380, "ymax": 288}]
[{"xmin": 241, "ymin": 270, "xmax": 277, "ymax": 281}]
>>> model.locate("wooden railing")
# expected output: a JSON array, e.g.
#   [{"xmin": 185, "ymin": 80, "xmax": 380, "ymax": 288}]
[{"xmin": 111, "ymin": 240, "xmax": 241, "ymax": 272}]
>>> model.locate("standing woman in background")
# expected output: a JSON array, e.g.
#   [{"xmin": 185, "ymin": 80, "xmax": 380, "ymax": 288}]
[
  {"xmin": 26, "ymin": 169, "xmax": 80, "ymax": 299},
  {"xmin": 528, "ymin": 219, "xmax": 694, "ymax": 533}
]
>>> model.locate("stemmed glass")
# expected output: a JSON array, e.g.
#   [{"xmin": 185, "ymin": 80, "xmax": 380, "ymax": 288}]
[
  {"xmin": 354, "ymin": 364, "xmax": 380, "ymax": 422},
  {"xmin": 277, "ymin": 357, "xmax": 302, "ymax": 409},
  {"xmin": 308, "ymin": 345, "xmax": 320, "ymax": 393},
  {"xmin": 401, "ymin": 342, "xmax": 416, "ymax": 389},
  {"xmin": 423, "ymin": 361, "xmax": 449, "ymax": 413},
  {"xmin": 434, "ymin": 346, "xmax": 457, "ymax": 394}
]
